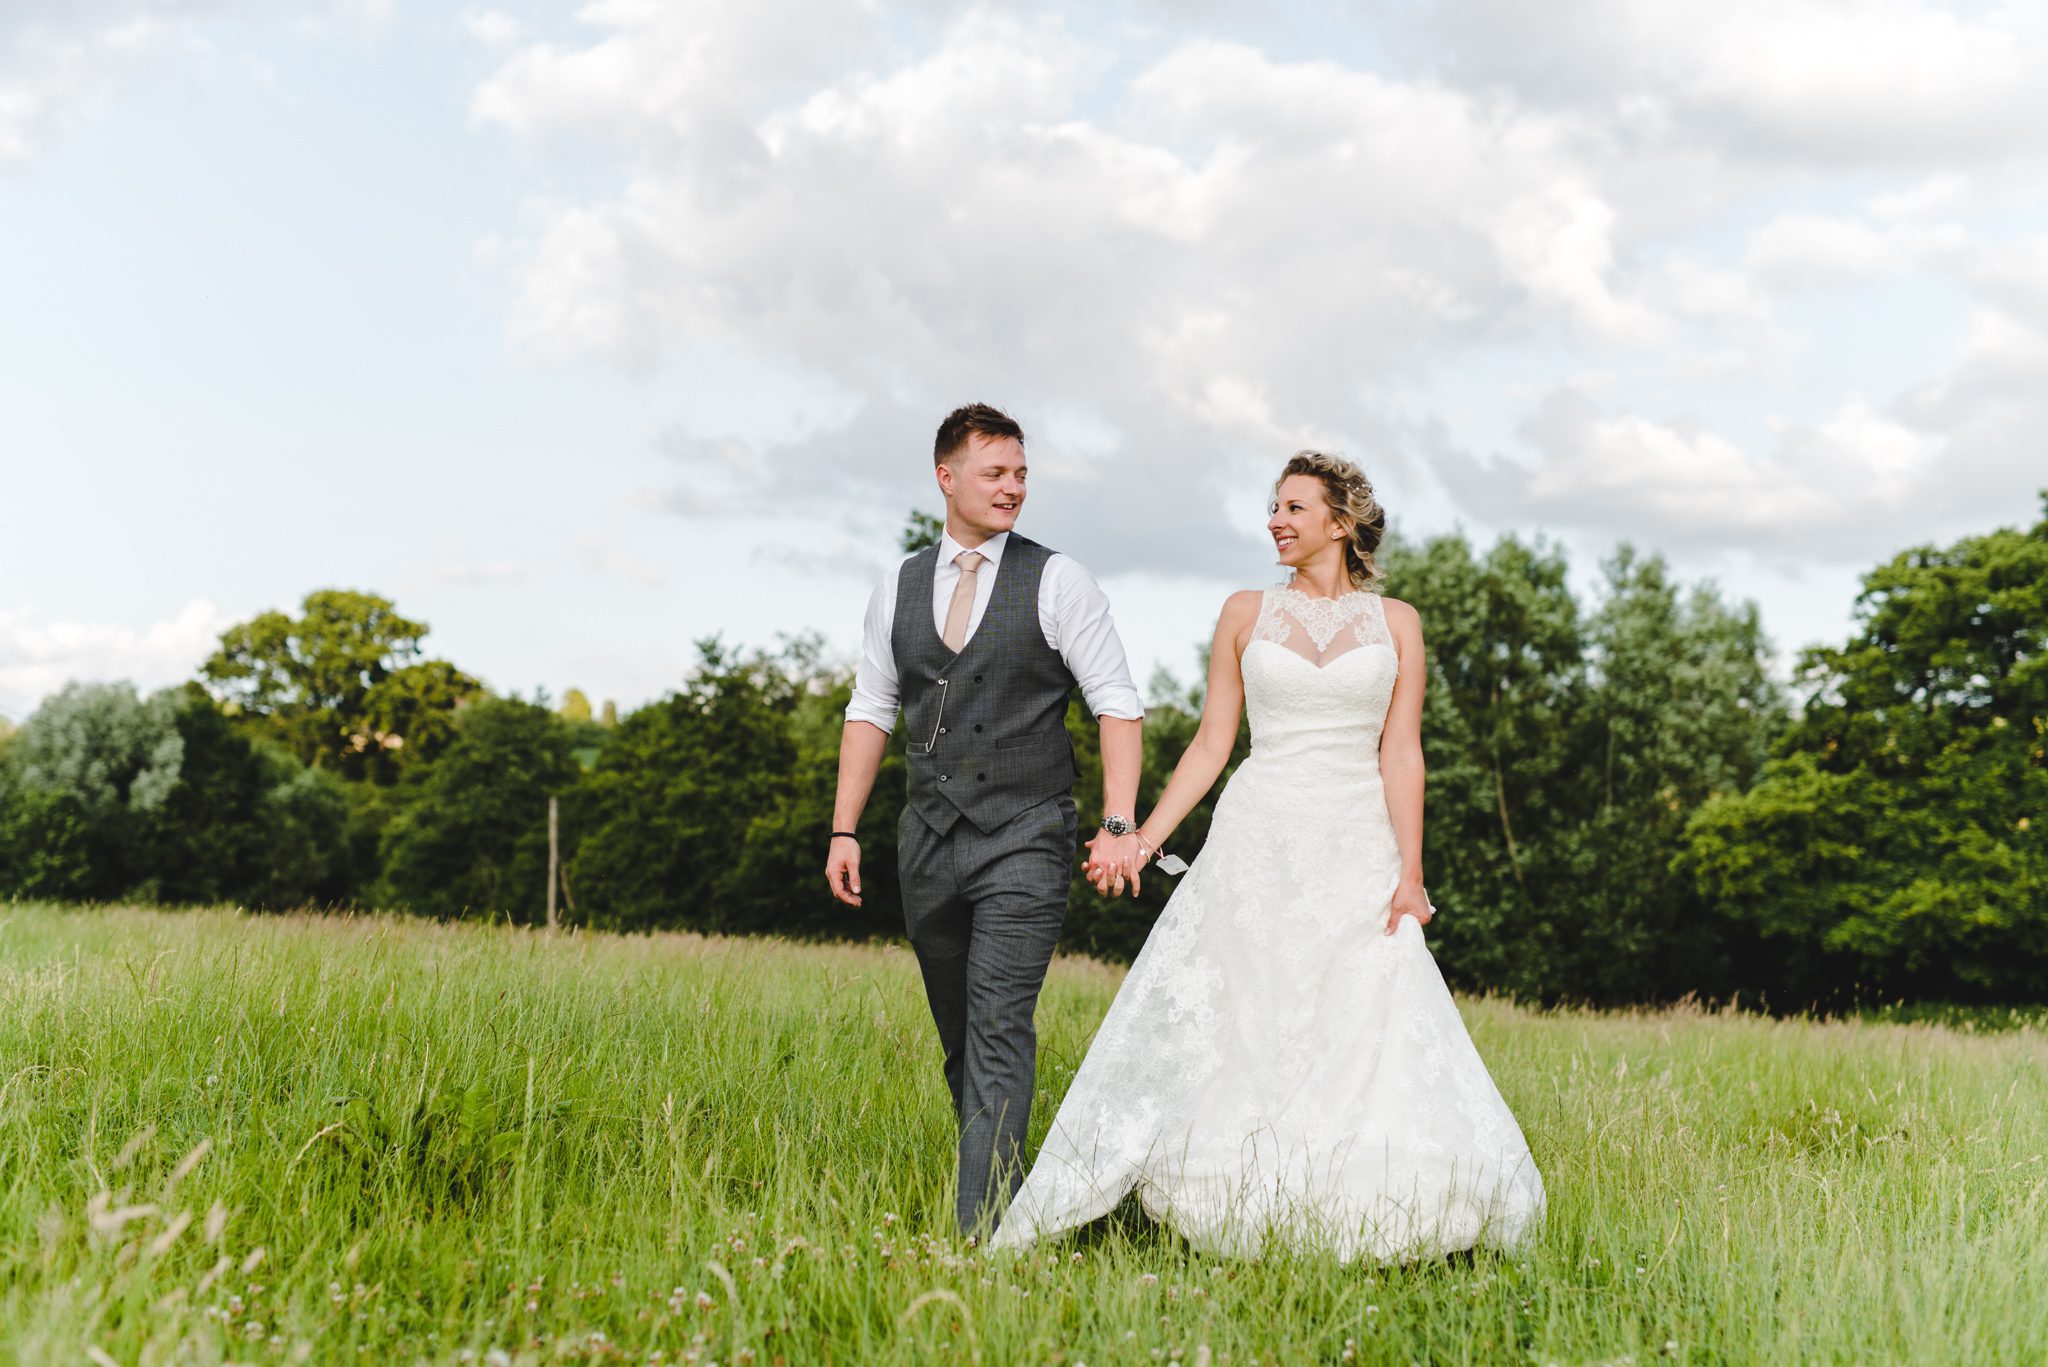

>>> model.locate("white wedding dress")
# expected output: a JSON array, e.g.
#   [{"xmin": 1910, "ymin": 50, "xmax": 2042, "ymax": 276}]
[{"xmin": 992, "ymin": 585, "xmax": 1544, "ymax": 1261}]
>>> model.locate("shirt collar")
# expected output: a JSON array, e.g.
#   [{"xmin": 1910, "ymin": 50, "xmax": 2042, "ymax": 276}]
[{"xmin": 938, "ymin": 528, "xmax": 1009, "ymax": 570}]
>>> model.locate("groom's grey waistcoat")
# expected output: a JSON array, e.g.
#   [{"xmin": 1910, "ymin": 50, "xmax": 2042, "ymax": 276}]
[{"xmin": 893, "ymin": 534, "xmax": 1078, "ymax": 837}]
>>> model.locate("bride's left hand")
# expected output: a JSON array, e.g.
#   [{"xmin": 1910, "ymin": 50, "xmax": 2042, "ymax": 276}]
[{"xmin": 1385, "ymin": 879, "xmax": 1434, "ymax": 936}]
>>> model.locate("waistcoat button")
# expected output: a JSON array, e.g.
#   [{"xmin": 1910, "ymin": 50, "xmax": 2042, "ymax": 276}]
[{"xmin": 938, "ymin": 774, "xmax": 950, "ymax": 783}]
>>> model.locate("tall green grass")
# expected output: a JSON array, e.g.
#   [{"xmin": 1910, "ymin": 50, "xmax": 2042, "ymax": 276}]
[{"xmin": 1, "ymin": 903, "xmax": 2044, "ymax": 1364}]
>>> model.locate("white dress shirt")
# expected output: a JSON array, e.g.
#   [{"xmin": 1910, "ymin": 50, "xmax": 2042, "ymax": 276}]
[{"xmin": 846, "ymin": 529, "xmax": 1145, "ymax": 733}]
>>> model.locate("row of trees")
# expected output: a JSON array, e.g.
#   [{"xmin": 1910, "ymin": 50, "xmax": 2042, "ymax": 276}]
[{"xmin": 2, "ymin": 500, "xmax": 2042, "ymax": 1006}]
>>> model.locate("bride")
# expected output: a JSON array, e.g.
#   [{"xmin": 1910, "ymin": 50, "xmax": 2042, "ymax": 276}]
[{"xmin": 990, "ymin": 451, "xmax": 1544, "ymax": 1261}]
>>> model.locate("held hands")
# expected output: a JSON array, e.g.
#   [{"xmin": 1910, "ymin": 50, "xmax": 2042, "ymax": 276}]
[
  {"xmin": 1385, "ymin": 876, "xmax": 1434, "ymax": 936},
  {"xmin": 1082, "ymin": 829, "xmax": 1143, "ymax": 898}
]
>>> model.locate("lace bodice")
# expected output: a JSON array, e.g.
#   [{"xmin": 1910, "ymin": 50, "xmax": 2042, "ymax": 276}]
[
  {"xmin": 1251, "ymin": 582, "xmax": 1396, "ymax": 662},
  {"xmin": 1242, "ymin": 585, "xmax": 1400, "ymax": 785}
]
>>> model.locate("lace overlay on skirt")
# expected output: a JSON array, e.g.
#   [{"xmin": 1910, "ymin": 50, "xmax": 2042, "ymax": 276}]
[{"xmin": 991, "ymin": 583, "xmax": 1544, "ymax": 1261}]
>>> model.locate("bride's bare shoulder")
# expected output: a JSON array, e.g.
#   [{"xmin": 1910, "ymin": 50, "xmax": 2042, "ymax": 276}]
[
  {"xmin": 1213, "ymin": 589, "xmax": 1264, "ymax": 642},
  {"xmin": 1220, "ymin": 588, "xmax": 1265, "ymax": 618},
  {"xmin": 1378, "ymin": 595, "xmax": 1422, "ymax": 632}
]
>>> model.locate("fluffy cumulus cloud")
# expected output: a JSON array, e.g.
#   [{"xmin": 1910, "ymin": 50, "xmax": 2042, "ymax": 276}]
[
  {"xmin": 0, "ymin": 7, "xmax": 182, "ymax": 167},
  {"xmin": 471, "ymin": 1, "xmax": 2045, "ymax": 573},
  {"xmin": 0, "ymin": 0, "xmax": 390, "ymax": 166},
  {"xmin": 1440, "ymin": 389, "xmax": 1950, "ymax": 559},
  {"xmin": 1373, "ymin": 0, "xmax": 2048, "ymax": 166},
  {"xmin": 0, "ymin": 600, "xmax": 237, "ymax": 722}
]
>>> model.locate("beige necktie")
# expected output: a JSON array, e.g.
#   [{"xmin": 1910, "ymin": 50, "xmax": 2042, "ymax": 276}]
[{"xmin": 941, "ymin": 550, "xmax": 986, "ymax": 653}]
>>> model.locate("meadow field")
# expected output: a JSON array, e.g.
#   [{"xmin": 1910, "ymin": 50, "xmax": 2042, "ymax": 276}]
[{"xmin": 1, "ymin": 904, "xmax": 2044, "ymax": 1366}]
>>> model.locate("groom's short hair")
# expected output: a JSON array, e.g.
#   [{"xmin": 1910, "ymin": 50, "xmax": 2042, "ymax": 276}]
[{"xmin": 935, "ymin": 403, "xmax": 1025, "ymax": 466}]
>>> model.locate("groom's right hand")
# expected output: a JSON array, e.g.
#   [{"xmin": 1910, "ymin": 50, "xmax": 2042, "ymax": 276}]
[{"xmin": 826, "ymin": 838, "xmax": 863, "ymax": 907}]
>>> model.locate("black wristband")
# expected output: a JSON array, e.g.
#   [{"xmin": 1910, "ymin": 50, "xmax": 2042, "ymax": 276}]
[{"xmin": 830, "ymin": 831, "xmax": 860, "ymax": 842}]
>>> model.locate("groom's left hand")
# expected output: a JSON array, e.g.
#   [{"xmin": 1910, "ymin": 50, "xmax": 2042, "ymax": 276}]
[{"xmin": 1082, "ymin": 830, "xmax": 1142, "ymax": 897}]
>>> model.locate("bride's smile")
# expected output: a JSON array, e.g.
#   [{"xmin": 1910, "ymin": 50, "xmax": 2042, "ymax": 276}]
[{"xmin": 1269, "ymin": 473, "xmax": 1347, "ymax": 584}]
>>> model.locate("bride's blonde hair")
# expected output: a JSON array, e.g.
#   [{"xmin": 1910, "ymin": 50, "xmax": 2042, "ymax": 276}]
[{"xmin": 1275, "ymin": 450, "xmax": 1386, "ymax": 590}]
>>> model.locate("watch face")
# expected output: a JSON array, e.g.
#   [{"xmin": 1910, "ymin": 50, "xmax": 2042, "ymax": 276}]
[{"xmin": 1101, "ymin": 815, "xmax": 1131, "ymax": 835}]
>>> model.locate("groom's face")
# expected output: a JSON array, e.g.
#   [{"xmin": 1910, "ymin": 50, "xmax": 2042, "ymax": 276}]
[{"xmin": 938, "ymin": 434, "xmax": 1027, "ymax": 541}]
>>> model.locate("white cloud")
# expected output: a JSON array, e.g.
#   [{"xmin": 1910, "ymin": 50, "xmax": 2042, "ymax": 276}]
[
  {"xmin": 439, "ymin": 560, "xmax": 526, "ymax": 583},
  {"xmin": 473, "ymin": 11, "xmax": 1658, "ymax": 572},
  {"xmin": 1439, "ymin": 377, "xmax": 2034, "ymax": 563},
  {"xmin": 1746, "ymin": 207, "xmax": 1972, "ymax": 291},
  {"xmin": 459, "ymin": 9, "xmax": 523, "ymax": 49},
  {"xmin": 577, "ymin": 539, "xmax": 666, "ymax": 589},
  {"xmin": 0, "ymin": 0, "xmax": 392, "ymax": 165},
  {"xmin": 463, "ymin": 0, "xmax": 2048, "ymax": 589},
  {"xmin": 1376, "ymin": 0, "xmax": 2048, "ymax": 167},
  {"xmin": 0, "ymin": 15, "xmax": 178, "ymax": 167},
  {"xmin": 1491, "ymin": 179, "xmax": 1664, "ymax": 345},
  {"xmin": 1965, "ymin": 235, "xmax": 2048, "ymax": 326},
  {"xmin": 0, "ymin": 599, "xmax": 237, "ymax": 720}
]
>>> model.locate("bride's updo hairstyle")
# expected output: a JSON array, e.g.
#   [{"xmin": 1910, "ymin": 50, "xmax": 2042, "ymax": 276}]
[{"xmin": 1276, "ymin": 450, "xmax": 1386, "ymax": 591}]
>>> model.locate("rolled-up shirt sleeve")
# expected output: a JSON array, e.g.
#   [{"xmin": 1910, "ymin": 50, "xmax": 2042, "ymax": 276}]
[
  {"xmin": 1046, "ymin": 555, "xmax": 1145, "ymax": 722},
  {"xmin": 845, "ymin": 568, "xmax": 901, "ymax": 733}
]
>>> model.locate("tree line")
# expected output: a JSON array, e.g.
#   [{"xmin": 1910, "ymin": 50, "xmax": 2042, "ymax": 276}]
[{"xmin": 2, "ymin": 499, "xmax": 2042, "ymax": 1007}]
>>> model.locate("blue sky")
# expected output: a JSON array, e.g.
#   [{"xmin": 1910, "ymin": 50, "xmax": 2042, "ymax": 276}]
[{"xmin": 4, "ymin": 1, "xmax": 2045, "ymax": 724}]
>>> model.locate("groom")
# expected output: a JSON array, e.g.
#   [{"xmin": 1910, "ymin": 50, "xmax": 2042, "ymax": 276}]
[{"xmin": 826, "ymin": 402, "xmax": 1145, "ymax": 1237}]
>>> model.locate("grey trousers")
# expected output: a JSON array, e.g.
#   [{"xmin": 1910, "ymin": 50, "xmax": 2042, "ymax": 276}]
[{"xmin": 899, "ymin": 793, "xmax": 1077, "ymax": 1236}]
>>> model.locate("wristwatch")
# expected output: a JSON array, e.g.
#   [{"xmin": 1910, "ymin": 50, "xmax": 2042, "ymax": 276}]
[{"xmin": 1100, "ymin": 813, "xmax": 1133, "ymax": 836}]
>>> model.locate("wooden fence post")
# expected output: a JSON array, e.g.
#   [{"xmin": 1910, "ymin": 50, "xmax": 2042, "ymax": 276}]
[{"xmin": 546, "ymin": 796, "xmax": 559, "ymax": 931}]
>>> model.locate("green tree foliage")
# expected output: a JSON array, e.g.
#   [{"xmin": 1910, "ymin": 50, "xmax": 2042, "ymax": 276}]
[
  {"xmin": 1570, "ymin": 549, "xmax": 1783, "ymax": 998},
  {"xmin": 901, "ymin": 509, "xmax": 945, "ymax": 552},
  {"xmin": 1678, "ymin": 496, "xmax": 2048, "ymax": 1002},
  {"xmin": 0, "ymin": 682, "xmax": 183, "ymax": 899},
  {"xmin": 0, "ymin": 682, "xmax": 358, "ymax": 906},
  {"xmin": 553, "ymin": 689, "xmax": 611, "ymax": 769},
  {"xmin": 377, "ymin": 697, "xmax": 582, "ymax": 922},
  {"xmin": 1379, "ymin": 534, "xmax": 1585, "ymax": 997},
  {"xmin": 141, "ymin": 686, "xmax": 360, "ymax": 907},
  {"xmin": 1379, "ymin": 534, "xmax": 1781, "ymax": 1002},
  {"xmin": 567, "ymin": 638, "xmax": 903, "ymax": 938},
  {"xmin": 201, "ymin": 590, "xmax": 480, "ymax": 782},
  {"xmin": 599, "ymin": 700, "xmax": 618, "ymax": 728}
]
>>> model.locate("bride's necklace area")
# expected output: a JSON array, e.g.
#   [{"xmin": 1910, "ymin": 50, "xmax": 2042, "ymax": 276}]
[{"xmin": 1275, "ymin": 579, "xmax": 1370, "ymax": 652}]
